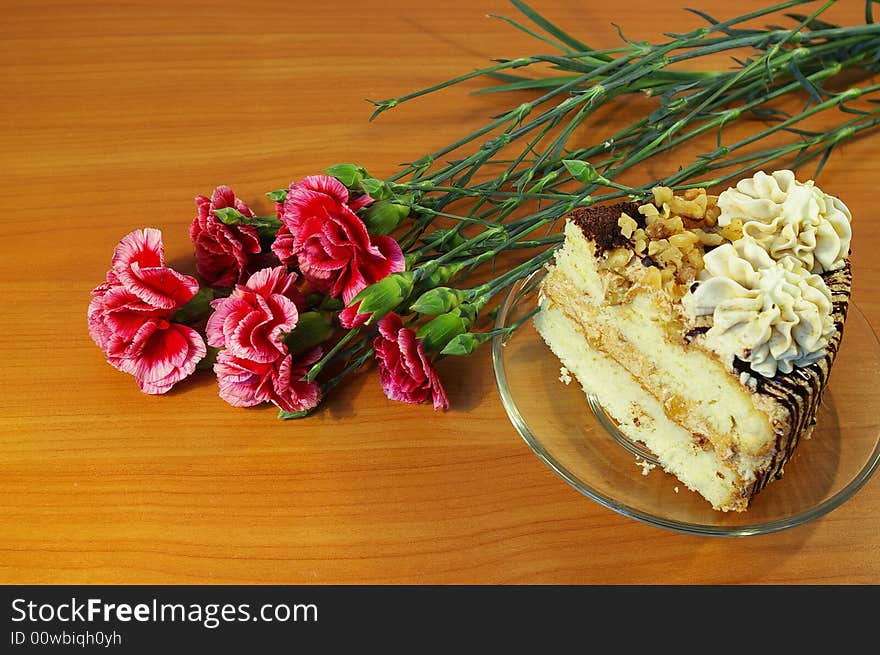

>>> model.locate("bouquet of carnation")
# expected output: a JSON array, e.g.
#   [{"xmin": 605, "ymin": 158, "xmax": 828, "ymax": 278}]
[{"xmin": 87, "ymin": 0, "xmax": 880, "ymax": 419}]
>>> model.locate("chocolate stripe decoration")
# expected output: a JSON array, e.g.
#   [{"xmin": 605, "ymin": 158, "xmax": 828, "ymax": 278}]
[{"xmin": 733, "ymin": 262, "xmax": 851, "ymax": 492}]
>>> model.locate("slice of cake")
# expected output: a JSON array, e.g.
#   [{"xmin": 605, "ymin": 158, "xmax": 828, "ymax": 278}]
[{"xmin": 535, "ymin": 170, "xmax": 852, "ymax": 511}]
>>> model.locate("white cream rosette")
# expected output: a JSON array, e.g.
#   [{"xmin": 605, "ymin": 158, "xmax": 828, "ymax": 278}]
[
  {"xmin": 688, "ymin": 238, "xmax": 834, "ymax": 377},
  {"xmin": 717, "ymin": 169, "xmax": 851, "ymax": 274}
]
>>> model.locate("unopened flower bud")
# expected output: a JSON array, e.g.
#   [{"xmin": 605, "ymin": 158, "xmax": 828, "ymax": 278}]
[
  {"xmin": 325, "ymin": 163, "xmax": 367, "ymax": 188},
  {"xmin": 417, "ymin": 305, "xmax": 475, "ymax": 353},
  {"xmin": 359, "ymin": 177, "xmax": 391, "ymax": 200},
  {"xmin": 284, "ymin": 311, "xmax": 335, "ymax": 355},
  {"xmin": 418, "ymin": 262, "xmax": 464, "ymax": 289},
  {"xmin": 362, "ymin": 200, "xmax": 411, "ymax": 236},
  {"xmin": 409, "ymin": 287, "xmax": 467, "ymax": 315},
  {"xmin": 563, "ymin": 159, "xmax": 601, "ymax": 184},
  {"xmin": 440, "ymin": 331, "xmax": 494, "ymax": 356},
  {"xmin": 345, "ymin": 271, "xmax": 416, "ymax": 326}
]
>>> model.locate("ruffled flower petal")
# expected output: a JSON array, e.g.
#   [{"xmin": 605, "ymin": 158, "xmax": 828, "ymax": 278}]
[
  {"xmin": 190, "ymin": 186, "xmax": 261, "ymax": 287},
  {"xmin": 373, "ymin": 313, "xmax": 449, "ymax": 410},
  {"xmin": 278, "ymin": 174, "xmax": 405, "ymax": 304}
]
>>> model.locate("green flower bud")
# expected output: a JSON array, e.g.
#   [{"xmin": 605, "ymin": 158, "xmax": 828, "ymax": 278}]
[
  {"xmin": 404, "ymin": 252, "xmax": 420, "ymax": 270},
  {"xmin": 362, "ymin": 200, "xmax": 410, "ymax": 236},
  {"xmin": 417, "ymin": 305, "xmax": 475, "ymax": 353},
  {"xmin": 418, "ymin": 262, "xmax": 464, "ymax": 289},
  {"xmin": 318, "ymin": 295, "xmax": 344, "ymax": 312},
  {"xmin": 440, "ymin": 331, "xmax": 494, "ymax": 356},
  {"xmin": 359, "ymin": 177, "xmax": 391, "ymax": 200},
  {"xmin": 481, "ymin": 224, "xmax": 509, "ymax": 250},
  {"xmin": 325, "ymin": 163, "xmax": 367, "ymax": 187},
  {"xmin": 563, "ymin": 159, "xmax": 601, "ymax": 184},
  {"xmin": 409, "ymin": 287, "xmax": 467, "ymax": 315},
  {"xmin": 284, "ymin": 311, "xmax": 335, "ymax": 355},
  {"xmin": 351, "ymin": 271, "xmax": 416, "ymax": 318}
]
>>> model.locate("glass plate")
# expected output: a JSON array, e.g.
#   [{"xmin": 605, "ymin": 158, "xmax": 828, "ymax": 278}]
[{"xmin": 492, "ymin": 270, "xmax": 880, "ymax": 536}]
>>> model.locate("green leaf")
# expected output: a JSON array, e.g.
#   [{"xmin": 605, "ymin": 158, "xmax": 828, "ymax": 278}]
[
  {"xmin": 283, "ymin": 312, "xmax": 335, "ymax": 355},
  {"xmin": 212, "ymin": 207, "xmax": 248, "ymax": 225},
  {"xmin": 510, "ymin": 0, "xmax": 599, "ymax": 56},
  {"xmin": 266, "ymin": 189, "xmax": 288, "ymax": 203},
  {"xmin": 171, "ymin": 287, "xmax": 214, "ymax": 324},
  {"xmin": 473, "ymin": 74, "xmax": 584, "ymax": 95},
  {"xmin": 196, "ymin": 345, "xmax": 221, "ymax": 371},
  {"xmin": 326, "ymin": 163, "xmax": 366, "ymax": 187},
  {"xmin": 278, "ymin": 408, "xmax": 313, "ymax": 420}
]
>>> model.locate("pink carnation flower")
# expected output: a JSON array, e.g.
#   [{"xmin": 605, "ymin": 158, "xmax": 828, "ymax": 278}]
[
  {"xmin": 214, "ymin": 348, "xmax": 322, "ymax": 413},
  {"xmin": 205, "ymin": 266, "xmax": 304, "ymax": 364},
  {"xmin": 270, "ymin": 223, "xmax": 297, "ymax": 267},
  {"xmin": 207, "ymin": 265, "xmax": 321, "ymax": 413},
  {"xmin": 88, "ymin": 228, "xmax": 206, "ymax": 394},
  {"xmin": 191, "ymin": 185, "xmax": 262, "ymax": 287},
  {"xmin": 338, "ymin": 300, "xmax": 371, "ymax": 329},
  {"xmin": 277, "ymin": 175, "xmax": 404, "ymax": 303},
  {"xmin": 373, "ymin": 313, "xmax": 449, "ymax": 410}
]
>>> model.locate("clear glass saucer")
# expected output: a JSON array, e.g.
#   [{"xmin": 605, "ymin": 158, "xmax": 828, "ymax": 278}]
[{"xmin": 492, "ymin": 270, "xmax": 880, "ymax": 537}]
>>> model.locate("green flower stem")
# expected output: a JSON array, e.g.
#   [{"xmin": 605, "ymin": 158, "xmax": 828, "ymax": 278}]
[
  {"xmin": 466, "ymin": 248, "xmax": 557, "ymax": 302},
  {"xmin": 388, "ymin": 14, "xmax": 880, "ymax": 251},
  {"xmin": 282, "ymin": 347, "xmax": 376, "ymax": 419},
  {"xmin": 482, "ymin": 56, "xmax": 877, "ymax": 210},
  {"xmin": 303, "ymin": 327, "xmax": 361, "ymax": 383},
  {"xmin": 386, "ymin": 3, "xmax": 871, "ymax": 206},
  {"xmin": 320, "ymin": 348, "xmax": 375, "ymax": 394}
]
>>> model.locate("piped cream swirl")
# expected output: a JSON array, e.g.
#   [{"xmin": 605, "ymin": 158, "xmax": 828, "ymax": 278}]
[
  {"xmin": 717, "ymin": 169, "xmax": 851, "ymax": 273},
  {"xmin": 688, "ymin": 238, "xmax": 834, "ymax": 377}
]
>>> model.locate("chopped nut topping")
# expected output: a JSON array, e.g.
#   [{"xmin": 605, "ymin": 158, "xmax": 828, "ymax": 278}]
[
  {"xmin": 618, "ymin": 212, "xmax": 638, "ymax": 239},
  {"xmin": 693, "ymin": 228, "xmax": 724, "ymax": 247},
  {"xmin": 602, "ymin": 246, "xmax": 634, "ymax": 270},
  {"xmin": 720, "ymin": 218, "xmax": 744, "ymax": 242},
  {"xmin": 652, "ymin": 186, "xmax": 674, "ymax": 206},
  {"xmin": 606, "ymin": 185, "xmax": 744, "ymax": 301}
]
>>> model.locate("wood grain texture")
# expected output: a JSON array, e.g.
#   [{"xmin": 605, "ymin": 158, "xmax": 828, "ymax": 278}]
[{"xmin": 1, "ymin": 0, "xmax": 879, "ymax": 584}]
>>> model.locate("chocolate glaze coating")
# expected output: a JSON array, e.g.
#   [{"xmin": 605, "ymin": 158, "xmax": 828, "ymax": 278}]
[{"xmin": 569, "ymin": 201, "xmax": 643, "ymax": 254}]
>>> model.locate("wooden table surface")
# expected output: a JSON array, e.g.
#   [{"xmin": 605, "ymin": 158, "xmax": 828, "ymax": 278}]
[{"xmin": 3, "ymin": 0, "xmax": 879, "ymax": 585}]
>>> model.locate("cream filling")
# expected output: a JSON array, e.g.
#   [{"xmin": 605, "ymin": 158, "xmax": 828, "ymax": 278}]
[
  {"xmin": 535, "ymin": 299, "xmax": 748, "ymax": 511},
  {"xmin": 549, "ymin": 222, "xmax": 776, "ymax": 460}
]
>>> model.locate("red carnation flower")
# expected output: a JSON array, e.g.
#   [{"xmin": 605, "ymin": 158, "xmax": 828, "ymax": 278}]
[
  {"xmin": 277, "ymin": 175, "xmax": 404, "ymax": 303},
  {"xmin": 214, "ymin": 348, "xmax": 322, "ymax": 413},
  {"xmin": 88, "ymin": 228, "xmax": 206, "ymax": 394},
  {"xmin": 205, "ymin": 266, "xmax": 304, "ymax": 364},
  {"xmin": 191, "ymin": 185, "xmax": 262, "ymax": 287},
  {"xmin": 207, "ymin": 266, "xmax": 320, "ymax": 412},
  {"xmin": 373, "ymin": 313, "xmax": 449, "ymax": 410}
]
